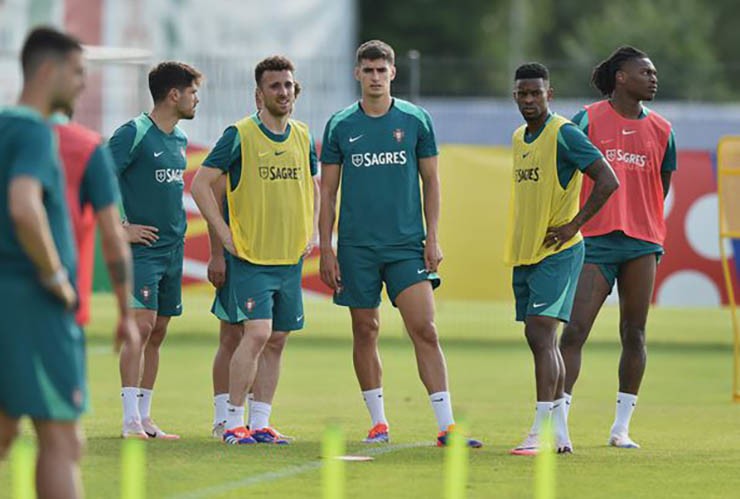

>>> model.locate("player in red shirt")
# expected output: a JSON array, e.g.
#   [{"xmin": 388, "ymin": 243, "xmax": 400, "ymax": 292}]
[{"xmin": 559, "ymin": 47, "xmax": 677, "ymax": 449}]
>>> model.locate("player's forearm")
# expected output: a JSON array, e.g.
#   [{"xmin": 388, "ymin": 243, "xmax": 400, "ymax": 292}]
[
  {"xmin": 9, "ymin": 179, "xmax": 64, "ymax": 278},
  {"xmin": 98, "ymin": 207, "xmax": 133, "ymax": 315},
  {"xmin": 192, "ymin": 170, "xmax": 230, "ymax": 237},
  {"xmin": 422, "ymin": 175, "xmax": 441, "ymax": 242},
  {"xmin": 207, "ymin": 180, "xmax": 226, "ymax": 256},
  {"xmin": 572, "ymin": 160, "xmax": 619, "ymax": 229}
]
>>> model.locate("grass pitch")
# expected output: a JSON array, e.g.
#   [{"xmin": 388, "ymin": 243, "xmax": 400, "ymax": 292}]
[{"xmin": 1, "ymin": 293, "xmax": 739, "ymax": 498}]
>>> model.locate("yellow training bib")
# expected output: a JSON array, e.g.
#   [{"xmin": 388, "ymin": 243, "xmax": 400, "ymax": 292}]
[
  {"xmin": 227, "ymin": 115, "xmax": 314, "ymax": 264},
  {"xmin": 504, "ymin": 114, "xmax": 583, "ymax": 266}
]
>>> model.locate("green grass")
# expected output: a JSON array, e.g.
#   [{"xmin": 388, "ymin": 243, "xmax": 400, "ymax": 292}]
[{"xmin": 2, "ymin": 293, "xmax": 739, "ymax": 498}]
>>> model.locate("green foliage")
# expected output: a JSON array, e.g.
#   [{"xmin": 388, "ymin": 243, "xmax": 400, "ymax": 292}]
[{"xmin": 360, "ymin": 0, "xmax": 738, "ymax": 100}]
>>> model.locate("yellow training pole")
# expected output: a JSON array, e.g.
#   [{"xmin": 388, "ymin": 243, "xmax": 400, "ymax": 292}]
[
  {"xmin": 322, "ymin": 424, "xmax": 345, "ymax": 499},
  {"xmin": 534, "ymin": 419, "xmax": 555, "ymax": 499},
  {"xmin": 121, "ymin": 438, "xmax": 146, "ymax": 499},
  {"xmin": 444, "ymin": 422, "xmax": 469, "ymax": 499},
  {"xmin": 11, "ymin": 437, "xmax": 35, "ymax": 499}
]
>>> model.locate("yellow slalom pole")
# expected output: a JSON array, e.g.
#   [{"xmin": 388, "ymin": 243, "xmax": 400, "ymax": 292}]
[
  {"xmin": 444, "ymin": 422, "xmax": 469, "ymax": 499},
  {"xmin": 121, "ymin": 438, "xmax": 146, "ymax": 499},
  {"xmin": 11, "ymin": 437, "xmax": 35, "ymax": 499},
  {"xmin": 534, "ymin": 419, "xmax": 555, "ymax": 499},
  {"xmin": 322, "ymin": 424, "xmax": 345, "ymax": 499}
]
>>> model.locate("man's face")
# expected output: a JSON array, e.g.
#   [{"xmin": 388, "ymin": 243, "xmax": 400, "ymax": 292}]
[
  {"xmin": 513, "ymin": 78, "xmax": 552, "ymax": 122},
  {"xmin": 617, "ymin": 57, "xmax": 658, "ymax": 101},
  {"xmin": 174, "ymin": 84, "xmax": 199, "ymax": 120},
  {"xmin": 50, "ymin": 50, "xmax": 86, "ymax": 113},
  {"xmin": 355, "ymin": 58, "xmax": 395, "ymax": 98},
  {"xmin": 257, "ymin": 70, "xmax": 296, "ymax": 118}
]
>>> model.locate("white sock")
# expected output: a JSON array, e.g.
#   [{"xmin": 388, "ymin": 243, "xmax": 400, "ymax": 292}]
[
  {"xmin": 225, "ymin": 402, "xmax": 245, "ymax": 430},
  {"xmin": 121, "ymin": 387, "xmax": 141, "ymax": 423},
  {"xmin": 250, "ymin": 401, "xmax": 272, "ymax": 430},
  {"xmin": 362, "ymin": 388, "xmax": 388, "ymax": 426},
  {"xmin": 247, "ymin": 393, "xmax": 255, "ymax": 428},
  {"xmin": 213, "ymin": 393, "xmax": 229, "ymax": 425},
  {"xmin": 563, "ymin": 392, "xmax": 573, "ymax": 421},
  {"xmin": 429, "ymin": 391, "xmax": 455, "ymax": 432},
  {"xmin": 530, "ymin": 401, "xmax": 554, "ymax": 435},
  {"xmin": 138, "ymin": 388, "xmax": 153, "ymax": 420},
  {"xmin": 551, "ymin": 397, "xmax": 570, "ymax": 444},
  {"xmin": 611, "ymin": 392, "xmax": 638, "ymax": 435}
]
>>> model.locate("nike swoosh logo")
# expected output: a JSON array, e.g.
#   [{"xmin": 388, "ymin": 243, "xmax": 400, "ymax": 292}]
[
  {"xmin": 154, "ymin": 151, "xmax": 164, "ymax": 157},
  {"xmin": 600, "ymin": 138, "xmax": 615, "ymax": 144},
  {"xmin": 417, "ymin": 269, "xmax": 427, "ymax": 274},
  {"xmin": 622, "ymin": 129, "xmax": 637, "ymax": 135},
  {"xmin": 275, "ymin": 151, "xmax": 286, "ymax": 156},
  {"xmin": 296, "ymin": 315, "xmax": 303, "ymax": 322},
  {"xmin": 532, "ymin": 302, "xmax": 548, "ymax": 308},
  {"xmin": 349, "ymin": 135, "xmax": 364, "ymax": 143},
  {"xmin": 432, "ymin": 398, "xmax": 444, "ymax": 403},
  {"xmin": 522, "ymin": 152, "xmax": 531, "ymax": 158}
]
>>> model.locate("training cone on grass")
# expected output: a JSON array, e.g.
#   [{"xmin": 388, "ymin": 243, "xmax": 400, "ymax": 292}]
[
  {"xmin": 322, "ymin": 424, "xmax": 346, "ymax": 499},
  {"xmin": 121, "ymin": 437, "xmax": 146, "ymax": 499},
  {"xmin": 444, "ymin": 421, "xmax": 469, "ymax": 499}
]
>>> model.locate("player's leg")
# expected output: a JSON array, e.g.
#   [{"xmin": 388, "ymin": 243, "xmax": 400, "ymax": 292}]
[
  {"xmin": 334, "ymin": 245, "xmax": 388, "ymax": 442},
  {"xmin": 609, "ymin": 253, "xmax": 656, "ymax": 448},
  {"xmin": 212, "ymin": 321, "xmax": 242, "ymax": 436},
  {"xmin": 222, "ymin": 319, "xmax": 272, "ymax": 444},
  {"xmin": 138, "ymin": 244, "xmax": 184, "ymax": 439},
  {"xmin": 33, "ymin": 419, "xmax": 84, "ymax": 499},
  {"xmin": 0, "ymin": 410, "xmax": 20, "ymax": 459},
  {"xmin": 250, "ymin": 332, "xmax": 290, "ymax": 443}
]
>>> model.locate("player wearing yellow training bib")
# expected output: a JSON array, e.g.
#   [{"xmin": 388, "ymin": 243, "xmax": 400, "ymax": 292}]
[
  {"xmin": 506, "ymin": 63, "xmax": 618, "ymax": 457},
  {"xmin": 192, "ymin": 56, "xmax": 319, "ymax": 445}
]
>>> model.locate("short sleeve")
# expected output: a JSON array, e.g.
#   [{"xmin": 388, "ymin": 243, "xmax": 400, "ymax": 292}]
[
  {"xmin": 570, "ymin": 109, "xmax": 589, "ymax": 134},
  {"xmin": 203, "ymin": 126, "xmax": 241, "ymax": 174},
  {"xmin": 416, "ymin": 107, "xmax": 439, "ymax": 158},
  {"xmin": 80, "ymin": 144, "xmax": 120, "ymax": 211},
  {"xmin": 8, "ymin": 121, "xmax": 56, "ymax": 183},
  {"xmin": 661, "ymin": 128, "xmax": 677, "ymax": 172},
  {"xmin": 309, "ymin": 134, "xmax": 318, "ymax": 176},
  {"xmin": 320, "ymin": 115, "xmax": 343, "ymax": 165},
  {"xmin": 558, "ymin": 123, "xmax": 603, "ymax": 172},
  {"xmin": 108, "ymin": 122, "xmax": 137, "ymax": 174}
]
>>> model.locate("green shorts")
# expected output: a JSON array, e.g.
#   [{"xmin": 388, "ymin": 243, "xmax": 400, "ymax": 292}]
[
  {"xmin": 131, "ymin": 242, "xmax": 184, "ymax": 316},
  {"xmin": 334, "ymin": 244, "xmax": 441, "ymax": 308},
  {"xmin": 211, "ymin": 254, "xmax": 305, "ymax": 332},
  {"xmin": 512, "ymin": 241, "xmax": 584, "ymax": 323},
  {"xmin": 584, "ymin": 231, "xmax": 663, "ymax": 291},
  {"xmin": 0, "ymin": 276, "xmax": 87, "ymax": 421}
]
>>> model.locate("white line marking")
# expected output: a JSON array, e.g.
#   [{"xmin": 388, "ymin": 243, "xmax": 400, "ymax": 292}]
[{"xmin": 168, "ymin": 441, "xmax": 430, "ymax": 499}]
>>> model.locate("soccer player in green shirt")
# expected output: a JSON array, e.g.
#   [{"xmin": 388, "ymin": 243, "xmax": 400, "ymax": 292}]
[
  {"xmin": 109, "ymin": 61, "xmax": 202, "ymax": 439},
  {"xmin": 0, "ymin": 26, "xmax": 89, "ymax": 499},
  {"xmin": 320, "ymin": 40, "xmax": 481, "ymax": 447}
]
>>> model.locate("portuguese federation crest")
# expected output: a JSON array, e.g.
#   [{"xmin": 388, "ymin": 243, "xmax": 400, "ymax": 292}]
[{"xmin": 392, "ymin": 128, "xmax": 405, "ymax": 143}]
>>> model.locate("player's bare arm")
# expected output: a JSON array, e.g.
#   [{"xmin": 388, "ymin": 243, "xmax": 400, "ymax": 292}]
[
  {"xmin": 9, "ymin": 175, "xmax": 76, "ymax": 309},
  {"xmin": 191, "ymin": 166, "xmax": 236, "ymax": 255},
  {"xmin": 319, "ymin": 163, "xmax": 341, "ymax": 289},
  {"xmin": 544, "ymin": 158, "xmax": 619, "ymax": 250},
  {"xmin": 97, "ymin": 204, "xmax": 137, "ymax": 351},
  {"xmin": 303, "ymin": 175, "xmax": 321, "ymax": 257},
  {"xmin": 206, "ymin": 174, "xmax": 227, "ymax": 288},
  {"xmin": 419, "ymin": 155, "xmax": 443, "ymax": 272},
  {"xmin": 661, "ymin": 170, "xmax": 673, "ymax": 199}
]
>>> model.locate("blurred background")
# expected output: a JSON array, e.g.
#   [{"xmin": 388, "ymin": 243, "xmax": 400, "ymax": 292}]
[{"xmin": 1, "ymin": 0, "xmax": 738, "ymax": 309}]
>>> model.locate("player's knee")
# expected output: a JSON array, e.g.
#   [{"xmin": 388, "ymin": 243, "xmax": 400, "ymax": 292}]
[
  {"xmin": 266, "ymin": 332, "xmax": 288, "ymax": 353},
  {"xmin": 620, "ymin": 323, "xmax": 646, "ymax": 351},
  {"xmin": 147, "ymin": 327, "xmax": 168, "ymax": 349},
  {"xmin": 407, "ymin": 320, "xmax": 439, "ymax": 346},
  {"xmin": 38, "ymin": 426, "xmax": 85, "ymax": 462},
  {"xmin": 560, "ymin": 323, "xmax": 587, "ymax": 350},
  {"xmin": 352, "ymin": 317, "xmax": 380, "ymax": 342}
]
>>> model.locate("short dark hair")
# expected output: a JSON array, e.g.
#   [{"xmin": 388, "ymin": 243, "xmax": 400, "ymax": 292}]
[
  {"xmin": 356, "ymin": 40, "xmax": 395, "ymax": 65},
  {"xmin": 591, "ymin": 46, "xmax": 648, "ymax": 96},
  {"xmin": 514, "ymin": 62, "xmax": 549, "ymax": 81},
  {"xmin": 21, "ymin": 26, "xmax": 82, "ymax": 79},
  {"xmin": 148, "ymin": 61, "xmax": 202, "ymax": 103},
  {"xmin": 254, "ymin": 55, "xmax": 295, "ymax": 86}
]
